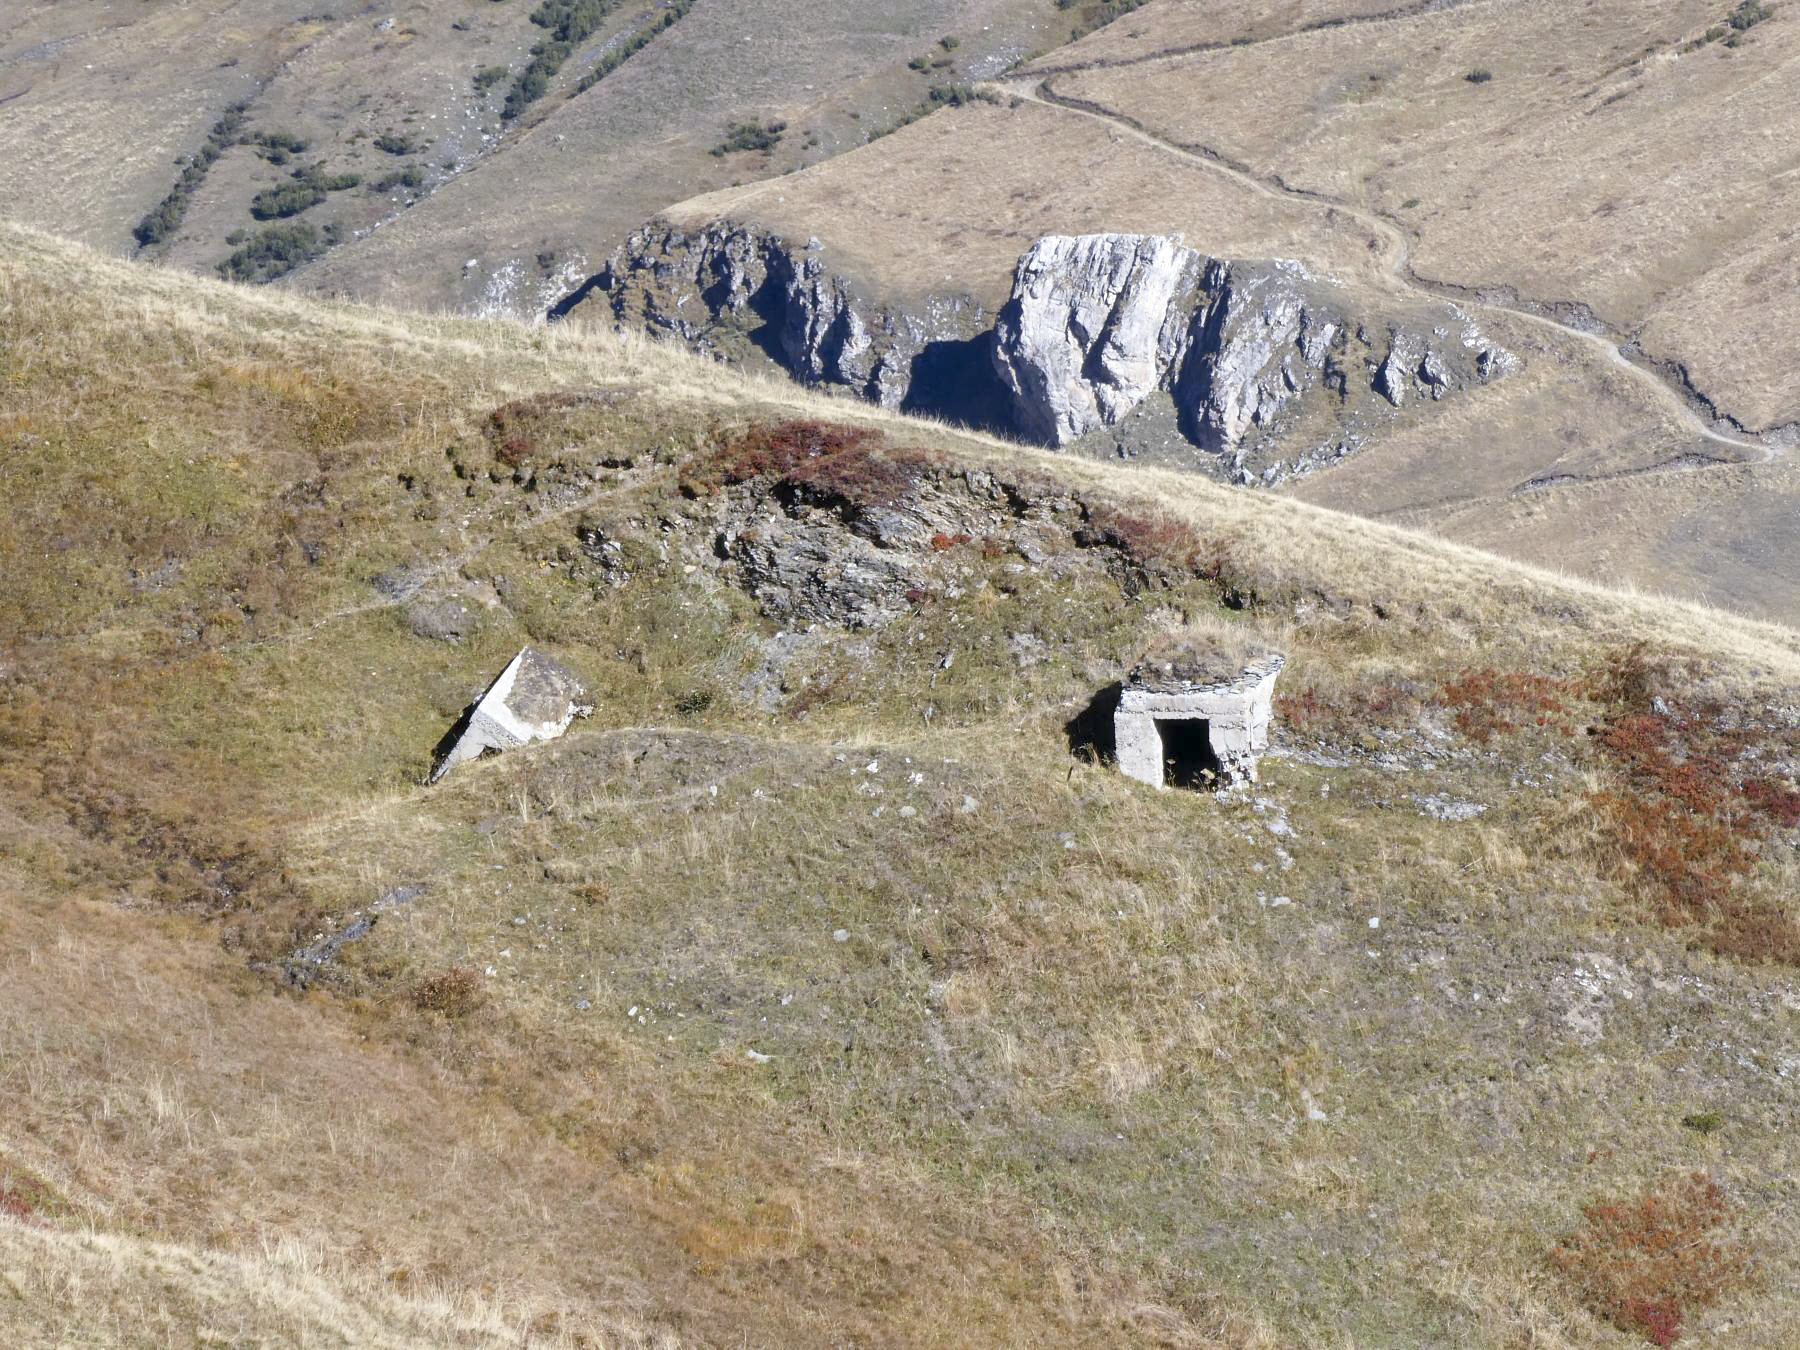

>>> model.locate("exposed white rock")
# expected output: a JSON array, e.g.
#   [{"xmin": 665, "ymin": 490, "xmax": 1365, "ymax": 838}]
[
  {"xmin": 991, "ymin": 233, "xmax": 1201, "ymax": 444},
  {"xmin": 430, "ymin": 647, "xmax": 591, "ymax": 783},
  {"xmin": 589, "ymin": 226, "xmax": 1517, "ymax": 474}
]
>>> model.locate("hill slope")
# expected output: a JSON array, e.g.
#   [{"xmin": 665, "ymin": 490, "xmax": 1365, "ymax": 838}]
[
  {"xmin": 559, "ymin": 0, "xmax": 1800, "ymax": 622},
  {"xmin": 4, "ymin": 224, "xmax": 1800, "ymax": 1346},
  {"xmin": 0, "ymin": 0, "xmax": 1068, "ymax": 314}
]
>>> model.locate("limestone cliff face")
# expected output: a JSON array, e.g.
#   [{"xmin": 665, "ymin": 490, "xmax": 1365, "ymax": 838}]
[
  {"xmin": 992, "ymin": 233, "xmax": 1202, "ymax": 445},
  {"xmin": 588, "ymin": 223, "xmax": 988, "ymax": 409},
  {"xmin": 993, "ymin": 237, "xmax": 1518, "ymax": 478},
  {"xmin": 580, "ymin": 225, "xmax": 1517, "ymax": 482}
]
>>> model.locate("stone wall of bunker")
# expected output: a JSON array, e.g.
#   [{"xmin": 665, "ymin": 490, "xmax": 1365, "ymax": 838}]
[{"xmin": 1115, "ymin": 708, "xmax": 1164, "ymax": 787}]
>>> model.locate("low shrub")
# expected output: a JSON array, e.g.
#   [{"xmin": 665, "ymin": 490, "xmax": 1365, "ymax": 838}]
[
  {"xmin": 133, "ymin": 101, "xmax": 250, "ymax": 248},
  {"xmin": 1440, "ymin": 646, "xmax": 1800, "ymax": 963},
  {"xmin": 216, "ymin": 222, "xmax": 339, "ymax": 283},
  {"xmin": 674, "ymin": 688, "xmax": 715, "ymax": 716},
  {"xmin": 1063, "ymin": 0, "xmax": 1151, "ymax": 40},
  {"xmin": 253, "ymin": 130, "xmax": 309, "ymax": 164},
  {"xmin": 573, "ymin": 0, "xmax": 694, "ymax": 95},
  {"xmin": 505, "ymin": 0, "xmax": 628, "ymax": 118},
  {"xmin": 250, "ymin": 180, "xmax": 326, "ymax": 220},
  {"xmin": 1728, "ymin": 0, "xmax": 1771, "ymax": 31},
  {"xmin": 866, "ymin": 84, "xmax": 999, "ymax": 140},
  {"xmin": 370, "ymin": 166, "xmax": 425, "ymax": 192},
  {"xmin": 412, "ymin": 967, "xmax": 486, "ymax": 1017},
  {"xmin": 1465, "ymin": 67, "xmax": 1495, "ymax": 83},
  {"xmin": 712, "ymin": 119, "xmax": 787, "ymax": 156},
  {"xmin": 1436, "ymin": 668, "xmax": 1582, "ymax": 741},
  {"xmin": 1550, "ymin": 1172, "xmax": 1752, "ymax": 1345},
  {"xmin": 474, "ymin": 64, "xmax": 510, "ymax": 92},
  {"xmin": 681, "ymin": 419, "xmax": 934, "ymax": 510},
  {"xmin": 250, "ymin": 165, "xmax": 360, "ymax": 219},
  {"xmin": 374, "ymin": 131, "xmax": 425, "ymax": 156},
  {"xmin": 0, "ymin": 1169, "xmax": 56, "ymax": 1223},
  {"xmin": 1277, "ymin": 680, "xmax": 1423, "ymax": 743}
]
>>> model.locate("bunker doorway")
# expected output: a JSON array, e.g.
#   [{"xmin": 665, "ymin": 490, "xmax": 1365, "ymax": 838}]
[{"xmin": 1155, "ymin": 717, "xmax": 1221, "ymax": 789}]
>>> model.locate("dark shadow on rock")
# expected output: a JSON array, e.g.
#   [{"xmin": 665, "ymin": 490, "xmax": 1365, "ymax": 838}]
[
  {"xmin": 901, "ymin": 334, "xmax": 1016, "ymax": 437},
  {"xmin": 547, "ymin": 268, "xmax": 608, "ymax": 323},
  {"xmin": 430, "ymin": 701, "xmax": 480, "ymax": 775},
  {"xmin": 1065, "ymin": 683, "xmax": 1122, "ymax": 765}
]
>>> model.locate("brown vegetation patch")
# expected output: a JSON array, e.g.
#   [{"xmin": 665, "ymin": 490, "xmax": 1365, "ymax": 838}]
[
  {"xmin": 1435, "ymin": 647, "xmax": 1800, "ymax": 963},
  {"xmin": 411, "ymin": 967, "xmax": 488, "ymax": 1018},
  {"xmin": 1276, "ymin": 679, "xmax": 1424, "ymax": 743},
  {"xmin": 0, "ymin": 1168, "xmax": 57, "ymax": 1224},
  {"xmin": 485, "ymin": 389, "xmax": 631, "ymax": 470},
  {"xmin": 680, "ymin": 418, "xmax": 939, "ymax": 510},
  {"xmin": 1550, "ymin": 1172, "xmax": 1754, "ymax": 1345},
  {"xmin": 1438, "ymin": 668, "xmax": 1585, "ymax": 742}
]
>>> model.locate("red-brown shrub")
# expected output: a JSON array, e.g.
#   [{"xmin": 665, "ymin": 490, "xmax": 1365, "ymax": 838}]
[
  {"xmin": 1437, "ymin": 668, "xmax": 1582, "ymax": 742},
  {"xmin": 412, "ymin": 967, "xmax": 486, "ymax": 1018},
  {"xmin": 1585, "ymin": 697, "xmax": 1800, "ymax": 961},
  {"xmin": 0, "ymin": 1169, "xmax": 55, "ymax": 1223},
  {"xmin": 1276, "ymin": 680, "xmax": 1422, "ymax": 742},
  {"xmin": 1433, "ymin": 650, "xmax": 1800, "ymax": 964},
  {"xmin": 681, "ymin": 420, "xmax": 936, "ymax": 508},
  {"xmin": 1550, "ymin": 1172, "xmax": 1752, "ymax": 1345}
]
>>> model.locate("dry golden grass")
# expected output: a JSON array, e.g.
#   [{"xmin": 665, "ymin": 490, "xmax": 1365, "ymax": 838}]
[
  {"xmin": 0, "ymin": 1221, "xmax": 671, "ymax": 1350},
  {"xmin": 0, "ymin": 0, "xmax": 1078, "ymax": 314},
  {"xmin": 656, "ymin": 96, "xmax": 1385, "ymax": 308},
  {"xmin": 1051, "ymin": 0, "xmax": 1800, "ymax": 430}
]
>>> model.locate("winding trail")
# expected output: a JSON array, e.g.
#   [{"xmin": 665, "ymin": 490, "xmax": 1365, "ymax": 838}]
[{"xmin": 995, "ymin": 77, "xmax": 1774, "ymax": 465}]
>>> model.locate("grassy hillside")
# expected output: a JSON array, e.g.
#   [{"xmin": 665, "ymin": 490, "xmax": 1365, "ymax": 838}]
[
  {"xmin": 4, "ymin": 223, "xmax": 1800, "ymax": 1346},
  {"xmin": 1044, "ymin": 0, "xmax": 1800, "ymax": 432},
  {"xmin": 0, "ymin": 0, "xmax": 1070, "ymax": 316},
  {"xmin": 579, "ymin": 0, "xmax": 1800, "ymax": 623}
]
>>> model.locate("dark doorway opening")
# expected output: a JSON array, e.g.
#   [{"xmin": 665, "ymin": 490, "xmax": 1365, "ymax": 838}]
[{"xmin": 1156, "ymin": 717, "xmax": 1220, "ymax": 789}]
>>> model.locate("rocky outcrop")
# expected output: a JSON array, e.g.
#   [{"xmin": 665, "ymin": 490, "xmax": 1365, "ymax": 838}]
[
  {"xmin": 585, "ymin": 223, "xmax": 990, "ymax": 410},
  {"xmin": 992, "ymin": 234, "xmax": 1202, "ymax": 444},
  {"xmin": 998, "ymin": 239, "xmax": 1518, "ymax": 478},
  {"xmin": 576, "ymin": 225, "xmax": 1517, "ymax": 482}
]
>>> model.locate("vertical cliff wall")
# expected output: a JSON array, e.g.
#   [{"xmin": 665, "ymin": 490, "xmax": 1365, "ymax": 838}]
[{"xmin": 578, "ymin": 226, "xmax": 1517, "ymax": 482}]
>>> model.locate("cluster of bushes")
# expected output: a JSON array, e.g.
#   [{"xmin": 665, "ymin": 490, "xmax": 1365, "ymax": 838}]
[
  {"xmin": 374, "ymin": 131, "xmax": 425, "ymax": 156},
  {"xmin": 370, "ymin": 165, "xmax": 426, "ymax": 193},
  {"xmin": 1057, "ymin": 0, "xmax": 1151, "ymax": 41},
  {"xmin": 253, "ymin": 130, "xmax": 309, "ymax": 165},
  {"xmin": 132, "ymin": 100, "xmax": 250, "ymax": 247},
  {"xmin": 248, "ymin": 164, "xmax": 360, "ymax": 221},
  {"xmin": 908, "ymin": 35, "xmax": 960, "ymax": 71},
  {"xmin": 503, "ymin": 0, "xmax": 623, "ymax": 119},
  {"xmin": 1686, "ymin": 1, "xmax": 1775, "ymax": 50},
  {"xmin": 867, "ymin": 84, "xmax": 998, "ymax": 141},
  {"xmin": 216, "ymin": 221, "xmax": 340, "ymax": 283},
  {"xmin": 1730, "ymin": 0, "xmax": 1773, "ymax": 29},
  {"xmin": 573, "ymin": 0, "xmax": 695, "ymax": 95},
  {"xmin": 711, "ymin": 118, "xmax": 787, "ymax": 156},
  {"xmin": 473, "ymin": 64, "xmax": 510, "ymax": 93}
]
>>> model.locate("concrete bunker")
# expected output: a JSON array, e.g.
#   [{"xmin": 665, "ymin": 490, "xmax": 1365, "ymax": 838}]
[
  {"xmin": 430, "ymin": 646, "xmax": 591, "ymax": 783},
  {"xmin": 1115, "ymin": 652, "xmax": 1284, "ymax": 789}
]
